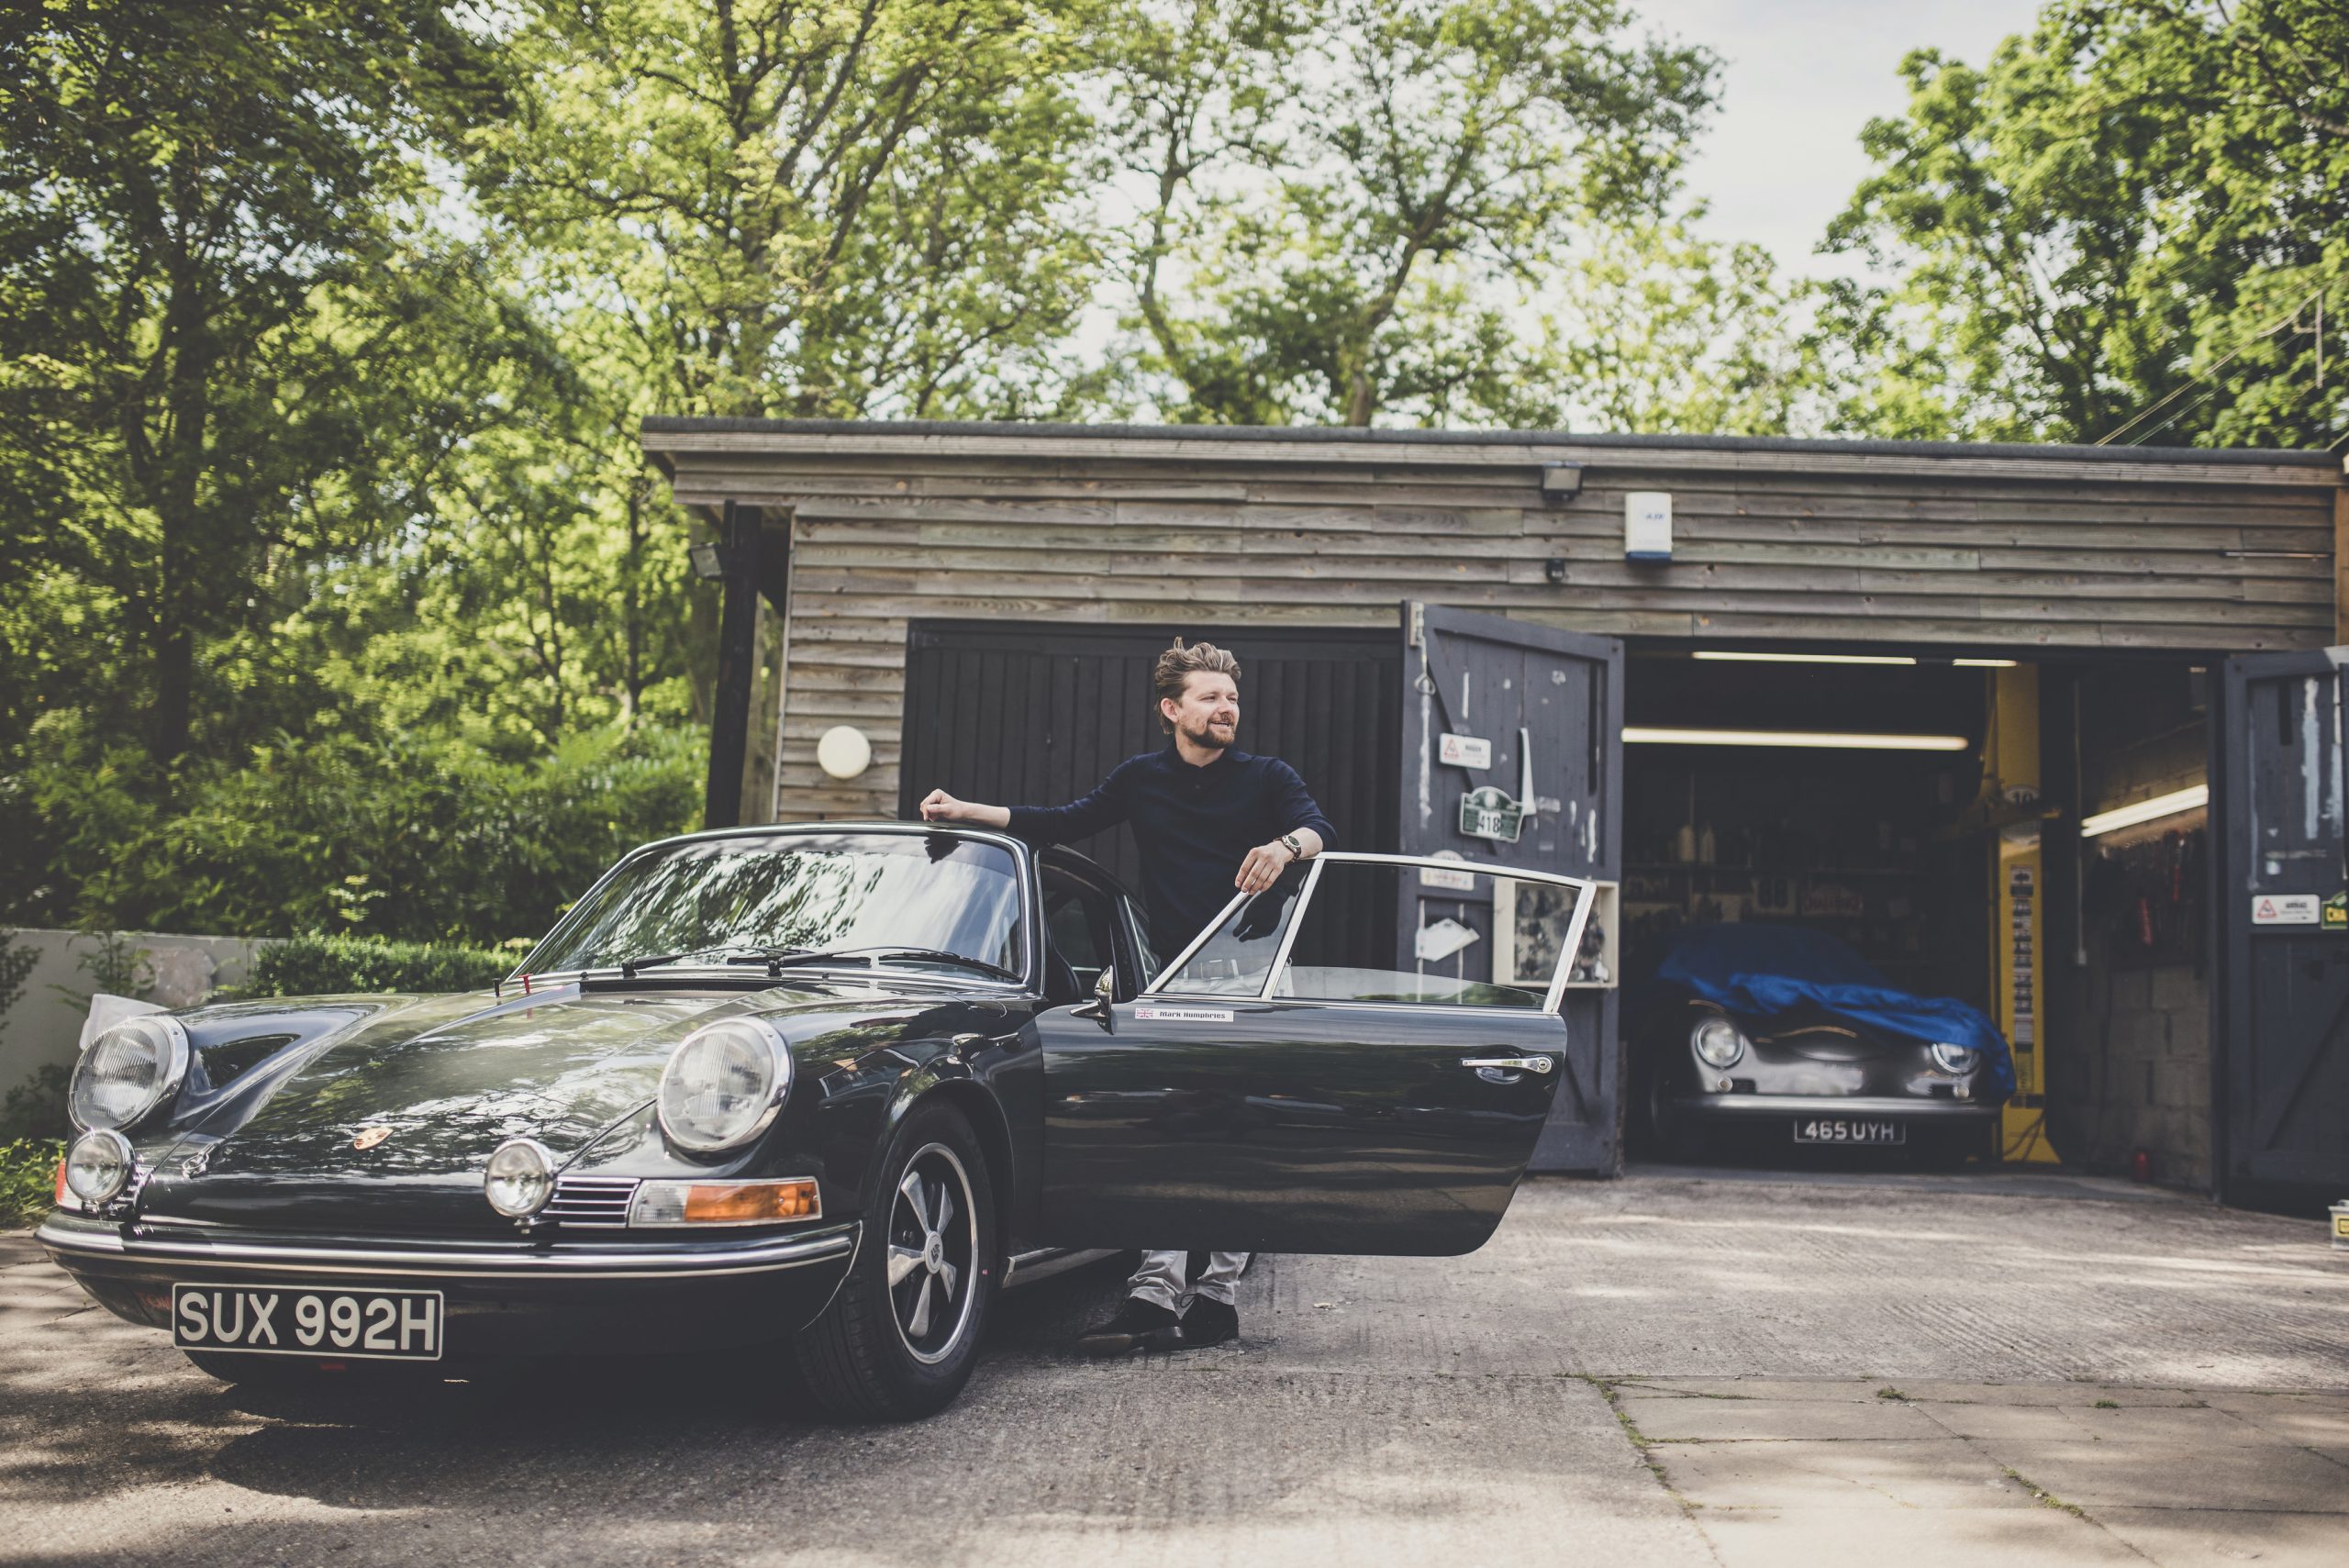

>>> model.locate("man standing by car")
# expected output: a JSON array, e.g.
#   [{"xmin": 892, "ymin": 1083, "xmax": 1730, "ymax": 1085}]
[{"xmin": 918, "ymin": 638, "xmax": 1332, "ymax": 1356}]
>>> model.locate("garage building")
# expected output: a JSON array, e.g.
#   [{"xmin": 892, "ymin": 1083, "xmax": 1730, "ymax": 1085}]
[{"xmin": 641, "ymin": 418, "xmax": 2349, "ymax": 1207}]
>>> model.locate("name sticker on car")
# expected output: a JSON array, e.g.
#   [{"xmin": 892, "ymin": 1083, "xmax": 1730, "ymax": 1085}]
[{"xmin": 1134, "ymin": 1006, "xmax": 1233, "ymax": 1022}]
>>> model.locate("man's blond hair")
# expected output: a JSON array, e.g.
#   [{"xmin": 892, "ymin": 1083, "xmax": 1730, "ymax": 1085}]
[{"xmin": 1154, "ymin": 638, "xmax": 1241, "ymax": 733}]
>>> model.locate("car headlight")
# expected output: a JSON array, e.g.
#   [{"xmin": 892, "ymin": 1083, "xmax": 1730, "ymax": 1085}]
[
  {"xmin": 64, "ymin": 1129, "xmax": 136, "ymax": 1207},
  {"xmin": 68, "ymin": 1015, "xmax": 191, "ymax": 1131},
  {"xmin": 1930, "ymin": 1041, "xmax": 1977, "ymax": 1074},
  {"xmin": 484, "ymin": 1139, "xmax": 557, "ymax": 1218},
  {"xmin": 1691, "ymin": 1016, "xmax": 1746, "ymax": 1070},
  {"xmin": 657, "ymin": 1018, "xmax": 794, "ymax": 1154}
]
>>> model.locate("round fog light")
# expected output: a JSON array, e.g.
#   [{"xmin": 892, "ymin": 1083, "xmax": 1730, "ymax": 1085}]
[
  {"xmin": 484, "ymin": 1139, "xmax": 557, "ymax": 1218},
  {"xmin": 64, "ymin": 1129, "xmax": 135, "ymax": 1207},
  {"xmin": 1930, "ymin": 1041, "xmax": 1978, "ymax": 1074}
]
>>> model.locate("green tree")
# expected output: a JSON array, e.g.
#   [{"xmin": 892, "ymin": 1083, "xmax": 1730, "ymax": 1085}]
[
  {"xmin": 0, "ymin": 0, "xmax": 502, "ymax": 762},
  {"xmin": 469, "ymin": 0, "xmax": 1107, "ymax": 421},
  {"xmin": 1820, "ymin": 2, "xmax": 2346, "ymax": 448},
  {"xmin": 1115, "ymin": 0, "xmax": 1718, "ymax": 426}
]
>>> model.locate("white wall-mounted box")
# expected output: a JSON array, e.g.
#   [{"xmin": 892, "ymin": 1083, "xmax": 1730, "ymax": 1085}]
[{"xmin": 1625, "ymin": 492, "xmax": 1673, "ymax": 562}]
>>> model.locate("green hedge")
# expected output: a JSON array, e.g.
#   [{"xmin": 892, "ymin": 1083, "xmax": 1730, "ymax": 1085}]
[
  {"xmin": 245, "ymin": 934, "xmax": 510, "ymax": 997},
  {"xmin": 1, "ymin": 1139, "xmax": 61, "ymax": 1228}
]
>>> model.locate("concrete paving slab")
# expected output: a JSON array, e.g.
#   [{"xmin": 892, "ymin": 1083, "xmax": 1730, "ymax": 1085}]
[
  {"xmin": 1649, "ymin": 1438, "xmax": 2038, "ymax": 1511},
  {"xmin": 2199, "ymin": 1391, "xmax": 2349, "ymax": 1445},
  {"xmin": 1690, "ymin": 1505, "xmax": 2145, "ymax": 1568},
  {"xmin": 1992, "ymin": 1440, "xmax": 2349, "ymax": 1514},
  {"xmin": 2092, "ymin": 1507, "xmax": 2349, "ymax": 1568},
  {"xmin": 1621, "ymin": 1394, "xmax": 1945, "ymax": 1441}
]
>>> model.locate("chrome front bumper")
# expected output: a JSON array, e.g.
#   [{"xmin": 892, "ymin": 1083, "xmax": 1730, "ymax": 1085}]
[
  {"xmin": 1671, "ymin": 1095, "xmax": 1998, "ymax": 1121},
  {"xmin": 36, "ymin": 1213, "xmax": 858, "ymax": 1282}
]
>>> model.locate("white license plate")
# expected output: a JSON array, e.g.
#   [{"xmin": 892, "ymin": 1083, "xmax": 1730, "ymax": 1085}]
[
  {"xmin": 1793, "ymin": 1118, "xmax": 1905, "ymax": 1146},
  {"xmin": 172, "ymin": 1283, "xmax": 443, "ymax": 1361}
]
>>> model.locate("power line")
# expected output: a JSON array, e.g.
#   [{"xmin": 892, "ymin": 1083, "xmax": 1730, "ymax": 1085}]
[{"xmin": 2092, "ymin": 279, "xmax": 2339, "ymax": 447}]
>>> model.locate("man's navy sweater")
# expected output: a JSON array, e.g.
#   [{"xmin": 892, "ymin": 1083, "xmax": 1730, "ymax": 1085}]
[{"xmin": 1005, "ymin": 745, "xmax": 1335, "ymax": 951}]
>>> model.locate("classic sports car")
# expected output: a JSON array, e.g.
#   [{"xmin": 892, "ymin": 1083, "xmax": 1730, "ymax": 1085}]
[
  {"xmin": 39, "ymin": 824, "xmax": 1594, "ymax": 1419},
  {"xmin": 1631, "ymin": 923, "xmax": 2013, "ymax": 1166}
]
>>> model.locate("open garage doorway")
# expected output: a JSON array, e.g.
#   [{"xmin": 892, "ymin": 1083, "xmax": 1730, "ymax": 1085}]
[
  {"xmin": 1619, "ymin": 646, "xmax": 2218, "ymax": 1187},
  {"xmin": 1619, "ymin": 648, "xmax": 2002, "ymax": 1172}
]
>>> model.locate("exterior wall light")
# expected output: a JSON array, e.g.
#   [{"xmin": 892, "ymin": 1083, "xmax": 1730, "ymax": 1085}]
[
  {"xmin": 688, "ymin": 542, "xmax": 729, "ymax": 581},
  {"xmin": 817, "ymin": 725, "xmax": 873, "ymax": 781}
]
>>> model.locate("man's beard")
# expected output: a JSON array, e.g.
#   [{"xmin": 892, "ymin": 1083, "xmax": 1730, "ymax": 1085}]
[{"xmin": 1181, "ymin": 717, "xmax": 1236, "ymax": 751}]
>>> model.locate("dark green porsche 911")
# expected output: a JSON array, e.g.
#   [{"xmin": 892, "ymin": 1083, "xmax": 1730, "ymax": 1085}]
[{"xmin": 39, "ymin": 822, "xmax": 1596, "ymax": 1419}]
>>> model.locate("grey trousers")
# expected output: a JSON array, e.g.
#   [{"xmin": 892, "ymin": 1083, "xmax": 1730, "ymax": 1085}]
[{"xmin": 1127, "ymin": 1249, "xmax": 1250, "ymax": 1311}]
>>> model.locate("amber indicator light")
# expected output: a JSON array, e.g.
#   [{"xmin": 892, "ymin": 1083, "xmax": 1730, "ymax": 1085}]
[{"xmin": 683, "ymin": 1179, "xmax": 819, "ymax": 1224}]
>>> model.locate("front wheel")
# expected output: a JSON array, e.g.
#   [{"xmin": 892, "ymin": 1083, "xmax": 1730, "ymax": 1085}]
[{"xmin": 792, "ymin": 1100, "xmax": 996, "ymax": 1420}]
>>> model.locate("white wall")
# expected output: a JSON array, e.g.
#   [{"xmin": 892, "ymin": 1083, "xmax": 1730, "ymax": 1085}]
[{"xmin": 2, "ymin": 929, "xmax": 277, "ymax": 1106}]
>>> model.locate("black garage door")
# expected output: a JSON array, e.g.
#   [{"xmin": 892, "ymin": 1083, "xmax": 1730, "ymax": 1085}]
[{"xmin": 898, "ymin": 620, "xmax": 1403, "ymax": 901}]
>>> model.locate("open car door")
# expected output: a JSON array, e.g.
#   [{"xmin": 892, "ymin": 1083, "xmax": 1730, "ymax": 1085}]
[{"xmin": 1033, "ymin": 852, "xmax": 1596, "ymax": 1255}]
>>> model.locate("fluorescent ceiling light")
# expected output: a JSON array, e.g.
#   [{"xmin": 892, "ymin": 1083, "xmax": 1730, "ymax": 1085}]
[
  {"xmin": 1624, "ymin": 727, "xmax": 1970, "ymax": 751},
  {"xmin": 1953, "ymin": 658, "xmax": 2019, "ymax": 668},
  {"xmin": 1693, "ymin": 651, "xmax": 1916, "ymax": 666},
  {"xmin": 2079, "ymin": 784, "xmax": 2209, "ymax": 839}
]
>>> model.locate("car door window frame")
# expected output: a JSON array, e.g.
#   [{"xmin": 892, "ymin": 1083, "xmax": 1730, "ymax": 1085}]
[{"xmin": 1141, "ymin": 851, "xmax": 1597, "ymax": 1014}]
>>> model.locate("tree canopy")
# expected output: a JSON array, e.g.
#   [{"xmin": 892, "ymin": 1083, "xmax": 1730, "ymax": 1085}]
[{"xmin": 2, "ymin": 0, "xmax": 2340, "ymax": 954}]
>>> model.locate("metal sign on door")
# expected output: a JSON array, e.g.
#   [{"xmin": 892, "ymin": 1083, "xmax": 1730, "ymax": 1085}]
[
  {"xmin": 2251, "ymin": 894, "xmax": 2321, "ymax": 926},
  {"xmin": 1458, "ymin": 785, "xmax": 1524, "ymax": 842}
]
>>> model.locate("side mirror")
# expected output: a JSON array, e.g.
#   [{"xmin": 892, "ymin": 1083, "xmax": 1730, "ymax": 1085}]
[{"xmin": 1078, "ymin": 965, "xmax": 1117, "ymax": 1021}]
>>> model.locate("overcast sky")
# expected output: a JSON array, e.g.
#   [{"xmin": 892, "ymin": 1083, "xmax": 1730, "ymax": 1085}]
[{"xmin": 1636, "ymin": 0, "xmax": 2048, "ymax": 279}]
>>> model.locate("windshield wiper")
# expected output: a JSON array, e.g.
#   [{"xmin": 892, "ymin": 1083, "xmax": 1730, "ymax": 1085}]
[
  {"xmin": 615, "ymin": 952, "xmax": 687, "ymax": 978},
  {"xmin": 734, "ymin": 946, "xmax": 1015, "ymax": 981}
]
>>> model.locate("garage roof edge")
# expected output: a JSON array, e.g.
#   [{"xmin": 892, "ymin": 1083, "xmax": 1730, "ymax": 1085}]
[{"xmin": 638, "ymin": 416, "xmax": 2343, "ymax": 478}]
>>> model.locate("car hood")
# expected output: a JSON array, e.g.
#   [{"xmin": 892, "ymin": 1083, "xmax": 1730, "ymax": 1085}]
[{"xmin": 135, "ymin": 979, "xmax": 986, "ymax": 1233}]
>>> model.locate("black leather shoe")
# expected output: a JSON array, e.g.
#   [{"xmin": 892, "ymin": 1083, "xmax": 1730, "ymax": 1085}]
[
  {"xmin": 1178, "ymin": 1294, "xmax": 1239, "ymax": 1348},
  {"xmin": 1075, "ymin": 1297, "xmax": 1181, "ymax": 1357}
]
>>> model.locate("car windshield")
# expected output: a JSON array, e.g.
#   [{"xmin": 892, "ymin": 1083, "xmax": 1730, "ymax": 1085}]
[{"xmin": 523, "ymin": 832, "xmax": 1025, "ymax": 978}]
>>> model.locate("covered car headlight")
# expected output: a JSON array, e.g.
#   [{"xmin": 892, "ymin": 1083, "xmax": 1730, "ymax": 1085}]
[
  {"xmin": 63, "ymin": 1129, "xmax": 136, "ymax": 1207},
  {"xmin": 1929, "ymin": 1041, "xmax": 1978, "ymax": 1074},
  {"xmin": 658, "ymin": 1017, "xmax": 794, "ymax": 1153},
  {"xmin": 1690, "ymin": 1016, "xmax": 1746, "ymax": 1070},
  {"xmin": 68, "ymin": 1015, "xmax": 191, "ymax": 1131},
  {"xmin": 484, "ymin": 1139, "xmax": 557, "ymax": 1218}
]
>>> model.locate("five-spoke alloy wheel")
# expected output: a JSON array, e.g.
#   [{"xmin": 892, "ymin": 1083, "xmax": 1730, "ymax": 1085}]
[
  {"xmin": 886, "ymin": 1143, "xmax": 977, "ymax": 1364},
  {"xmin": 793, "ymin": 1099, "xmax": 995, "ymax": 1420}
]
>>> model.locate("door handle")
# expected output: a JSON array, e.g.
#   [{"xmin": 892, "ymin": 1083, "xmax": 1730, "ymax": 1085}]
[{"xmin": 1461, "ymin": 1055, "xmax": 1554, "ymax": 1073}]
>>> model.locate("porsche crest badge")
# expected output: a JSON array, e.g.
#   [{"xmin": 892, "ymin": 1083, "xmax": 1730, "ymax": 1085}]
[{"xmin": 352, "ymin": 1126, "xmax": 393, "ymax": 1151}]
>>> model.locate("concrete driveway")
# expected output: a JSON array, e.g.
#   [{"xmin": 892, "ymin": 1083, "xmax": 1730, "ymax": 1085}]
[{"xmin": 3, "ymin": 1169, "xmax": 2343, "ymax": 1567}]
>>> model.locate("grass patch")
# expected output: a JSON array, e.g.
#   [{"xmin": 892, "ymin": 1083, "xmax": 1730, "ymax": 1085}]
[
  {"xmin": 2092, "ymin": 1399, "xmax": 2119, "ymax": 1409},
  {"xmin": 1876, "ymin": 1385, "xmax": 1910, "ymax": 1401},
  {"xmin": 1, "ymin": 1138, "xmax": 61, "ymax": 1229},
  {"xmin": 2003, "ymin": 1465, "xmax": 2087, "ymax": 1518}
]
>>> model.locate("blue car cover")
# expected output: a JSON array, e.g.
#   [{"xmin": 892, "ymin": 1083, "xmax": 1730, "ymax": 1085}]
[{"xmin": 1654, "ymin": 924, "xmax": 2015, "ymax": 1095}]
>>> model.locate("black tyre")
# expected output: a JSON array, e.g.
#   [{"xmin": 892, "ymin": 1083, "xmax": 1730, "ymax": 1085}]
[{"xmin": 793, "ymin": 1099, "xmax": 995, "ymax": 1421}]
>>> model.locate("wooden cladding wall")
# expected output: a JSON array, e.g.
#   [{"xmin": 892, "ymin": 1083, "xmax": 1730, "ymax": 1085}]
[{"xmin": 641, "ymin": 426, "xmax": 2343, "ymax": 823}]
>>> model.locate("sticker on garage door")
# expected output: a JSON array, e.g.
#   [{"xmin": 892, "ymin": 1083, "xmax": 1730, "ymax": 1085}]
[{"xmin": 2252, "ymin": 894, "xmax": 2320, "ymax": 925}]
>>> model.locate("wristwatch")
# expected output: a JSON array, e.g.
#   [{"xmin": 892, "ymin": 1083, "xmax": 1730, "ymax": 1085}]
[{"xmin": 1279, "ymin": 831, "xmax": 1304, "ymax": 858}]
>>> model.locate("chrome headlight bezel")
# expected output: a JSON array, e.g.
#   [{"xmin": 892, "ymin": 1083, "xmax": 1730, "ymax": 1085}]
[
  {"xmin": 657, "ymin": 1017, "xmax": 796, "ymax": 1154},
  {"xmin": 484, "ymin": 1138, "xmax": 558, "ymax": 1218},
  {"xmin": 1929, "ymin": 1040, "xmax": 1978, "ymax": 1074},
  {"xmin": 68, "ymin": 1014, "xmax": 192, "ymax": 1132},
  {"xmin": 63, "ymin": 1128, "xmax": 136, "ymax": 1207},
  {"xmin": 1690, "ymin": 1015, "xmax": 1746, "ymax": 1070}
]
